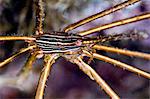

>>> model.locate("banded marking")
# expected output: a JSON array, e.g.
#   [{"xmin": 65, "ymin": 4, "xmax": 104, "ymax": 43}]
[{"xmin": 35, "ymin": 32, "xmax": 84, "ymax": 53}]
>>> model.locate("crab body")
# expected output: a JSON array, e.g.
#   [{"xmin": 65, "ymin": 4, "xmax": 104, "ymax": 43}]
[{"xmin": 35, "ymin": 32, "xmax": 84, "ymax": 53}]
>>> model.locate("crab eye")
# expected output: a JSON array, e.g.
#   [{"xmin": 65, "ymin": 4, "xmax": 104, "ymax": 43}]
[{"xmin": 75, "ymin": 40, "xmax": 82, "ymax": 46}]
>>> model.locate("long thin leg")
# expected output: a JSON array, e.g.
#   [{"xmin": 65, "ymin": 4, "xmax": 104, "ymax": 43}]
[
  {"xmin": 93, "ymin": 45, "xmax": 150, "ymax": 60},
  {"xmin": 35, "ymin": 54, "xmax": 59, "ymax": 99},
  {"xmin": 83, "ymin": 50, "xmax": 150, "ymax": 79},
  {"xmin": 0, "ymin": 45, "xmax": 36, "ymax": 68},
  {"xmin": 0, "ymin": 51, "xmax": 38, "ymax": 93},
  {"xmin": 14, "ymin": 51, "xmax": 39, "ymax": 91},
  {"xmin": 63, "ymin": 0, "xmax": 140, "ymax": 32},
  {"xmin": 17, "ymin": 51, "xmax": 38, "ymax": 78},
  {"xmin": 68, "ymin": 56, "xmax": 119, "ymax": 99},
  {"xmin": 79, "ymin": 13, "xmax": 150, "ymax": 36},
  {"xmin": 35, "ymin": 0, "xmax": 45, "ymax": 35},
  {"xmin": 0, "ymin": 36, "xmax": 35, "ymax": 41}
]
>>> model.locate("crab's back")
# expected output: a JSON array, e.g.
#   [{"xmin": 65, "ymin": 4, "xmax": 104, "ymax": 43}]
[{"xmin": 35, "ymin": 32, "xmax": 83, "ymax": 53}]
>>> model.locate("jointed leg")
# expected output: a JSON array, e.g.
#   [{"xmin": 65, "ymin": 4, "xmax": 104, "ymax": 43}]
[
  {"xmin": 68, "ymin": 56, "xmax": 119, "ymax": 99},
  {"xmin": 14, "ymin": 51, "xmax": 39, "ymax": 91},
  {"xmin": 35, "ymin": 0, "xmax": 45, "ymax": 35},
  {"xmin": 0, "ymin": 45, "xmax": 36, "ymax": 68},
  {"xmin": 83, "ymin": 50, "xmax": 150, "ymax": 79},
  {"xmin": 17, "ymin": 51, "xmax": 38, "ymax": 78},
  {"xmin": 63, "ymin": 0, "xmax": 140, "ymax": 32},
  {"xmin": 0, "ymin": 36, "xmax": 35, "ymax": 41},
  {"xmin": 0, "ymin": 46, "xmax": 37, "ymax": 91},
  {"xmin": 79, "ymin": 13, "xmax": 150, "ymax": 36},
  {"xmin": 93, "ymin": 45, "xmax": 150, "ymax": 60},
  {"xmin": 35, "ymin": 54, "xmax": 59, "ymax": 99}
]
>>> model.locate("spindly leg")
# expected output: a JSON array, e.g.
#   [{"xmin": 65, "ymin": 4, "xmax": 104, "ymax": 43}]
[
  {"xmin": 35, "ymin": 54, "xmax": 59, "ymax": 99},
  {"xmin": 35, "ymin": 0, "xmax": 45, "ymax": 35},
  {"xmin": 0, "ymin": 45, "xmax": 36, "ymax": 68},
  {"xmin": 0, "ymin": 36, "xmax": 35, "ymax": 41},
  {"xmin": 68, "ymin": 56, "xmax": 119, "ymax": 99},
  {"xmin": 93, "ymin": 45, "xmax": 150, "ymax": 60},
  {"xmin": 79, "ymin": 13, "xmax": 150, "ymax": 36},
  {"xmin": 13, "ymin": 51, "xmax": 39, "ymax": 92},
  {"xmin": 17, "ymin": 51, "xmax": 38, "ymax": 78},
  {"xmin": 63, "ymin": 0, "xmax": 140, "ymax": 32},
  {"xmin": 83, "ymin": 50, "xmax": 150, "ymax": 79}
]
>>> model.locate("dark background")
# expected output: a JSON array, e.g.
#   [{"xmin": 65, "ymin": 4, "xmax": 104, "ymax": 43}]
[{"xmin": 0, "ymin": 0, "xmax": 150, "ymax": 99}]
